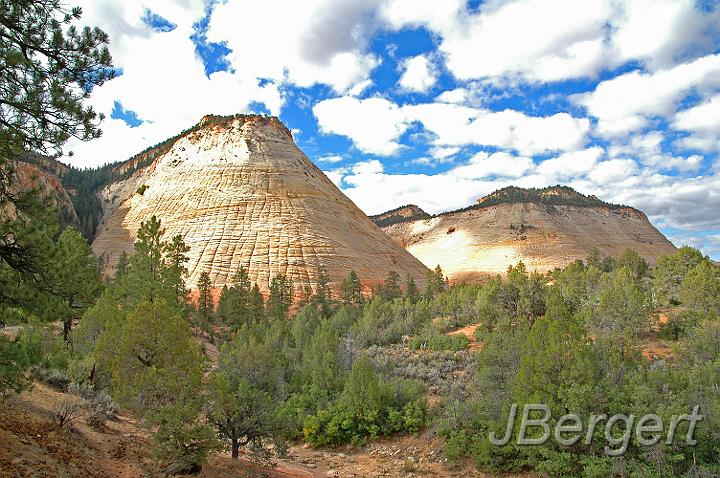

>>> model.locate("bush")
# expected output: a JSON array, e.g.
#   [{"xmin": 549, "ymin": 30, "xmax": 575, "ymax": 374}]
[
  {"xmin": 409, "ymin": 333, "xmax": 469, "ymax": 352},
  {"xmin": 35, "ymin": 367, "xmax": 70, "ymax": 391},
  {"xmin": 90, "ymin": 390, "xmax": 119, "ymax": 418},
  {"xmin": 52, "ymin": 397, "xmax": 85, "ymax": 428},
  {"xmin": 303, "ymin": 357, "xmax": 427, "ymax": 446},
  {"xmin": 0, "ymin": 335, "xmax": 32, "ymax": 398}
]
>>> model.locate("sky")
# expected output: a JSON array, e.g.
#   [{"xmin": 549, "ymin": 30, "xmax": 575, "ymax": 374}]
[{"xmin": 64, "ymin": 0, "xmax": 720, "ymax": 258}]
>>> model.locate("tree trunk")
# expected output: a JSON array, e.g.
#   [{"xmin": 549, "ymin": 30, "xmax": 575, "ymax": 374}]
[
  {"xmin": 63, "ymin": 318, "xmax": 72, "ymax": 342},
  {"xmin": 231, "ymin": 437, "xmax": 239, "ymax": 460}
]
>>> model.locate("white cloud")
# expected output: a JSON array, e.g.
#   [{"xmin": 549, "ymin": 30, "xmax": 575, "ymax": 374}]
[
  {"xmin": 381, "ymin": 0, "xmax": 720, "ymax": 85},
  {"xmin": 316, "ymin": 155, "xmax": 345, "ymax": 164},
  {"xmin": 429, "ymin": 146, "xmax": 460, "ymax": 160},
  {"xmin": 404, "ymin": 103, "xmax": 590, "ymax": 155},
  {"xmin": 347, "ymin": 79, "xmax": 374, "ymax": 97},
  {"xmin": 430, "ymin": 0, "xmax": 611, "ymax": 83},
  {"xmin": 313, "ymin": 96, "xmax": 408, "ymax": 155},
  {"xmin": 610, "ymin": 0, "xmax": 720, "ymax": 69},
  {"xmin": 674, "ymin": 94, "xmax": 720, "ymax": 135},
  {"xmin": 536, "ymin": 148, "xmax": 603, "ymax": 180},
  {"xmin": 207, "ymin": 0, "xmax": 382, "ymax": 93},
  {"xmin": 587, "ymin": 159, "xmax": 638, "ymax": 184},
  {"xmin": 434, "ymin": 88, "xmax": 468, "ymax": 104},
  {"xmin": 609, "ymin": 131, "xmax": 705, "ymax": 173},
  {"xmin": 64, "ymin": 0, "xmax": 283, "ymax": 168},
  {"xmin": 398, "ymin": 55, "xmax": 437, "ymax": 92},
  {"xmin": 576, "ymin": 54, "xmax": 720, "ymax": 136},
  {"xmin": 313, "ymin": 98, "xmax": 590, "ymax": 157},
  {"xmin": 674, "ymin": 135, "xmax": 720, "ymax": 153},
  {"xmin": 450, "ymin": 152, "xmax": 534, "ymax": 179}
]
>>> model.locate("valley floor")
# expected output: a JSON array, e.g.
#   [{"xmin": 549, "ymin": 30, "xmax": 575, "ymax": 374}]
[{"xmin": 1, "ymin": 382, "xmax": 524, "ymax": 478}]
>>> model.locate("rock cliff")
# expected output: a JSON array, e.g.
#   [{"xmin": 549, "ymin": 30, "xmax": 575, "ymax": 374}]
[{"xmin": 91, "ymin": 115, "xmax": 429, "ymax": 292}]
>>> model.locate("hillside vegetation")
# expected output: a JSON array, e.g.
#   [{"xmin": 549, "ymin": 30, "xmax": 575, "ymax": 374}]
[{"xmin": 3, "ymin": 211, "xmax": 719, "ymax": 476}]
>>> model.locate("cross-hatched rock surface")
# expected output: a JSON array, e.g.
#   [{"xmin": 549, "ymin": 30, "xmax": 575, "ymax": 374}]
[{"xmin": 92, "ymin": 116, "xmax": 429, "ymax": 292}]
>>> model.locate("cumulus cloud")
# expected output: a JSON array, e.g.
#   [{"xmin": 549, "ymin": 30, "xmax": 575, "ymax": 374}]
[
  {"xmin": 381, "ymin": 0, "xmax": 720, "ymax": 85},
  {"xmin": 576, "ymin": 54, "xmax": 720, "ymax": 137},
  {"xmin": 398, "ymin": 55, "xmax": 437, "ymax": 92},
  {"xmin": 64, "ymin": 0, "xmax": 283, "ymax": 168},
  {"xmin": 207, "ymin": 0, "xmax": 382, "ymax": 93},
  {"xmin": 313, "ymin": 96, "xmax": 408, "ymax": 155},
  {"xmin": 450, "ymin": 152, "xmax": 534, "ymax": 179},
  {"xmin": 313, "ymin": 97, "xmax": 590, "ymax": 157},
  {"xmin": 536, "ymin": 148, "xmax": 603, "ymax": 180},
  {"xmin": 404, "ymin": 104, "xmax": 590, "ymax": 155},
  {"xmin": 674, "ymin": 94, "xmax": 720, "ymax": 135}
]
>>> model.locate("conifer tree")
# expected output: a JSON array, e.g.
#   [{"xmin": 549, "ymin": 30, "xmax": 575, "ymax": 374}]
[
  {"xmin": 341, "ymin": 271, "xmax": 363, "ymax": 307},
  {"xmin": 380, "ymin": 270, "xmax": 402, "ymax": 301},
  {"xmin": 404, "ymin": 274, "xmax": 419, "ymax": 303},
  {"xmin": 51, "ymin": 227, "xmax": 101, "ymax": 340},
  {"xmin": 267, "ymin": 274, "xmax": 293, "ymax": 321},
  {"xmin": 197, "ymin": 271, "xmax": 214, "ymax": 319},
  {"xmin": 312, "ymin": 265, "xmax": 333, "ymax": 317}
]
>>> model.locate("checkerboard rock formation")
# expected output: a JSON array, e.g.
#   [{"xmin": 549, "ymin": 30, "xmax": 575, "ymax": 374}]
[{"xmin": 91, "ymin": 115, "xmax": 429, "ymax": 293}]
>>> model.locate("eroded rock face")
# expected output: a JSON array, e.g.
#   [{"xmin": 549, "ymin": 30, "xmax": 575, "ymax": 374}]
[
  {"xmin": 11, "ymin": 161, "xmax": 78, "ymax": 225},
  {"xmin": 92, "ymin": 116, "xmax": 429, "ymax": 292},
  {"xmin": 379, "ymin": 195, "xmax": 677, "ymax": 283}
]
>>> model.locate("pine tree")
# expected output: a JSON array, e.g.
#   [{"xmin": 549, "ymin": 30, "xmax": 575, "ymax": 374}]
[
  {"xmin": 380, "ymin": 270, "xmax": 402, "ymax": 301},
  {"xmin": 197, "ymin": 271, "xmax": 214, "ymax": 319},
  {"xmin": 267, "ymin": 274, "xmax": 293, "ymax": 321},
  {"xmin": 404, "ymin": 274, "xmax": 419, "ymax": 303},
  {"xmin": 424, "ymin": 265, "xmax": 446, "ymax": 298},
  {"xmin": 115, "ymin": 251, "xmax": 130, "ymax": 279},
  {"xmin": 217, "ymin": 266, "xmax": 254, "ymax": 327},
  {"xmin": 164, "ymin": 234, "xmax": 190, "ymax": 302},
  {"xmin": 248, "ymin": 283, "xmax": 265, "ymax": 321},
  {"xmin": 51, "ymin": 227, "xmax": 101, "ymax": 341},
  {"xmin": 341, "ymin": 271, "xmax": 363, "ymax": 307},
  {"xmin": 312, "ymin": 265, "xmax": 333, "ymax": 317}
]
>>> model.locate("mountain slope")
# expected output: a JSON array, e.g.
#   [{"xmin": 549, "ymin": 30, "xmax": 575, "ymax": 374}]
[
  {"xmin": 91, "ymin": 115, "xmax": 429, "ymax": 291},
  {"xmin": 376, "ymin": 186, "xmax": 676, "ymax": 282}
]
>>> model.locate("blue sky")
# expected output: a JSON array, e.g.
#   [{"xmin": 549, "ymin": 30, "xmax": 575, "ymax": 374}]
[{"xmin": 68, "ymin": 0, "xmax": 720, "ymax": 258}]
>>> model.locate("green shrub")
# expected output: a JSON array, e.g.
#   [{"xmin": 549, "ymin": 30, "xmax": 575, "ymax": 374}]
[
  {"xmin": 409, "ymin": 332, "xmax": 469, "ymax": 352},
  {"xmin": 658, "ymin": 309, "xmax": 711, "ymax": 340},
  {"xmin": 0, "ymin": 335, "xmax": 32, "ymax": 398},
  {"xmin": 303, "ymin": 357, "xmax": 427, "ymax": 446}
]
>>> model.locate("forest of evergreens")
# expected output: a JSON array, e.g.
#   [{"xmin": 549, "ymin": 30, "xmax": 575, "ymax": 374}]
[{"xmin": 3, "ymin": 207, "xmax": 719, "ymax": 476}]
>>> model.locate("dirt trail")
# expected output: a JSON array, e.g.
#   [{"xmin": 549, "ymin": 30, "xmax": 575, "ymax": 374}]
[{"xmin": 447, "ymin": 323, "xmax": 484, "ymax": 351}]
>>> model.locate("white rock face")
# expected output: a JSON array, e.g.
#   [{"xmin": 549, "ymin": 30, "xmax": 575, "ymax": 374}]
[
  {"xmin": 381, "ymin": 202, "xmax": 677, "ymax": 283},
  {"xmin": 92, "ymin": 116, "xmax": 429, "ymax": 292}
]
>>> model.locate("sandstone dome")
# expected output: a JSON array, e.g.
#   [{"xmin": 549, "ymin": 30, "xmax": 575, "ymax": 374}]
[
  {"xmin": 91, "ymin": 115, "xmax": 429, "ymax": 292},
  {"xmin": 375, "ymin": 186, "xmax": 677, "ymax": 283}
]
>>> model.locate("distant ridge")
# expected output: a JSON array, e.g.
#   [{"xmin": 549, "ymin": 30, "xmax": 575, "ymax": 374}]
[
  {"xmin": 370, "ymin": 205, "xmax": 431, "ymax": 227},
  {"xmin": 372, "ymin": 186, "xmax": 635, "ymax": 228}
]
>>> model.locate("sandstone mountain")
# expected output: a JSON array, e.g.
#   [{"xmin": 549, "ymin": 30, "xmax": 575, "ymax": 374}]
[
  {"xmin": 374, "ymin": 186, "xmax": 677, "ymax": 283},
  {"xmin": 90, "ymin": 115, "xmax": 429, "ymax": 292}
]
